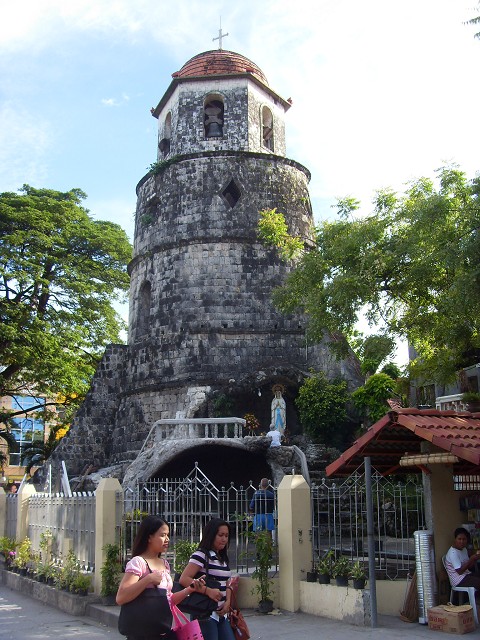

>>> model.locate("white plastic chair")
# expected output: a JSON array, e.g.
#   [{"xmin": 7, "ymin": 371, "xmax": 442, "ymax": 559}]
[{"xmin": 442, "ymin": 554, "xmax": 479, "ymax": 625}]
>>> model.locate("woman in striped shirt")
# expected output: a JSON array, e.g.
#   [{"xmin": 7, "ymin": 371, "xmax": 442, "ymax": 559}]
[{"xmin": 179, "ymin": 518, "xmax": 235, "ymax": 640}]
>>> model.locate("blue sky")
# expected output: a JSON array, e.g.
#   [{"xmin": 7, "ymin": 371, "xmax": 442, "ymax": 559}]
[{"xmin": 1, "ymin": 0, "xmax": 479, "ymax": 364}]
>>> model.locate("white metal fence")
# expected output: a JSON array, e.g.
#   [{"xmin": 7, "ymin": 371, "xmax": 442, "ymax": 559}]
[
  {"xmin": 122, "ymin": 464, "xmax": 278, "ymax": 573},
  {"xmin": 3, "ymin": 465, "xmax": 425, "ymax": 581},
  {"xmin": 27, "ymin": 492, "xmax": 96, "ymax": 569},
  {"xmin": 5, "ymin": 494, "xmax": 17, "ymax": 539},
  {"xmin": 311, "ymin": 468, "xmax": 425, "ymax": 580}
]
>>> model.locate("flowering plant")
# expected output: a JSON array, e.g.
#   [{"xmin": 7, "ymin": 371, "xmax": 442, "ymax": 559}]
[
  {"xmin": 244, "ymin": 413, "xmax": 260, "ymax": 434},
  {"xmin": 8, "ymin": 551, "xmax": 16, "ymax": 567}
]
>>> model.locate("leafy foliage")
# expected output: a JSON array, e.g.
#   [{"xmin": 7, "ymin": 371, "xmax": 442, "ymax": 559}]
[
  {"xmin": 258, "ymin": 165, "xmax": 480, "ymax": 383},
  {"xmin": 258, "ymin": 208, "xmax": 304, "ymax": 260},
  {"xmin": 212, "ymin": 394, "xmax": 235, "ymax": 417},
  {"xmin": 148, "ymin": 156, "xmax": 179, "ymax": 175},
  {"xmin": 251, "ymin": 530, "xmax": 274, "ymax": 602},
  {"xmin": 100, "ymin": 543, "xmax": 122, "ymax": 596},
  {"xmin": 173, "ymin": 539, "xmax": 198, "ymax": 575},
  {"xmin": 295, "ymin": 372, "xmax": 351, "ymax": 447},
  {"xmin": 351, "ymin": 373, "xmax": 396, "ymax": 426},
  {"xmin": 0, "ymin": 428, "xmax": 18, "ymax": 470},
  {"xmin": 0, "ymin": 185, "xmax": 132, "ymax": 426},
  {"xmin": 351, "ymin": 333, "xmax": 396, "ymax": 377},
  {"xmin": 465, "ymin": 3, "xmax": 480, "ymax": 39},
  {"xmin": 20, "ymin": 424, "xmax": 68, "ymax": 474}
]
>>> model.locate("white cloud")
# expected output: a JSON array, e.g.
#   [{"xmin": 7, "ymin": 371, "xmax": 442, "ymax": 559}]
[
  {"xmin": 101, "ymin": 94, "xmax": 130, "ymax": 107},
  {"xmin": 0, "ymin": 104, "xmax": 52, "ymax": 190}
]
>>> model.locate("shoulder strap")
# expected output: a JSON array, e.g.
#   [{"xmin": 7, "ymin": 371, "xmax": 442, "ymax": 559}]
[
  {"xmin": 142, "ymin": 557, "xmax": 153, "ymax": 573},
  {"xmin": 227, "ymin": 586, "xmax": 238, "ymax": 610}
]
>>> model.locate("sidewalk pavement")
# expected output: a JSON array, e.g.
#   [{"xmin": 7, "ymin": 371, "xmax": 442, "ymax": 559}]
[{"xmin": 0, "ymin": 582, "xmax": 466, "ymax": 640}]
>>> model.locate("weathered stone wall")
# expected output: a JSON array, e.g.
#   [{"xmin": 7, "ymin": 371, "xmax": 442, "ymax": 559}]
[
  {"xmin": 50, "ymin": 345, "xmax": 128, "ymax": 476},
  {"xmin": 157, "ymin": 77, "xmax": 286, "ymax": 157}
]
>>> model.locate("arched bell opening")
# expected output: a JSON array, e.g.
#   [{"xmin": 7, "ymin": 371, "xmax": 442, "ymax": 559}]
[{"xmin": 204, "ymin": 94, "xmax": 224, "ymax": 138}]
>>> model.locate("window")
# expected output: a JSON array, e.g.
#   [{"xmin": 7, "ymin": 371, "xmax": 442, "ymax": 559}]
[
  {"xmin": 221, "ymin": 178, "xmax": 241, "ymax": 208},
  {"xmin": 262, "ymin": 106, "xmax": 274, "ymax": 151},
  {"xmin": 137, "ymin": 281, "xmax": 152, "ymax": 337},
  {"xmin": 9, "ymin": 395, "xmax": 45, "ymax": 466},
  {"xmin": 204, "ymin": 96, "xmax": 224, "ymax": 138},
  {"xmin": 159, "ymin": 112, "xmax": 171, "ymax": 157}
]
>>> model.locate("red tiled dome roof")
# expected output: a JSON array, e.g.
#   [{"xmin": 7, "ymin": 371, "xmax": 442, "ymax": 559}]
[{"xmin": 173, "ymin": 50, "xmax": 268, "ymax": 85}]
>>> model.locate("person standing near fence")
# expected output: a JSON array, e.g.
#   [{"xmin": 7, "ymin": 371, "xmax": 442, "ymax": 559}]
[
  {"xmin": 249, "ymin": 478, "xmax": 275, "ymax": 537},
  {"xmin": 179, "ymin": 518, "xmax": 235, "ymax": 640},
  {"xmin": 116, "ymin": 515, "xmax": 206, "ymax": 640}
]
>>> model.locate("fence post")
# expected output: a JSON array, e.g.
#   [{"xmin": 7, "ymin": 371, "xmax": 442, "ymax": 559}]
[
  {"xmin": 0, "ymin": 487, "xmax": 6, "ymax": 536},
  {"xmin": 277, "ymin": 474, "xmax": 312, "ymax": 612},
  {"xmin": 94, "ymin": 477, "xmax": 123, "ymax": 595},
  {"xmin": 16, "ymin": 483, "xmax": 36, "ymax": 542}
]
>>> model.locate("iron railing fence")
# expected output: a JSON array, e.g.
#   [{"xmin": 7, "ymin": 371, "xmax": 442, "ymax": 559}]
[
  {"xmin": 122, "ymin": 464, "xmax": 278, "ymax": 575},
  {"xmin": 27, "ymin": 492, "xmax": 96, "ymax": 570},
  {"xmin": 311, "ymin": 468, "xmax": 425, "ymax": 580}
]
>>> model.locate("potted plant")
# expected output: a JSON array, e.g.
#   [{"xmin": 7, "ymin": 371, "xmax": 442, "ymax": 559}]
[
  {"xmin": 462, "ymin": 392, "xmax": 480, "ymax": 413},
  {"xmin": 173, "ymin": 539, "xmax": 198, "ymax": 580},
  {"xmin": 317, "ymin": 550, "xmax": 334, "ymax": 584},
  {"xmin": 350, "ymin": 560, "xmax": 367, "ymax": 589},
  {"xmin": 60, "ymin": 549, "xmax": 82, "ymax": 591},
  {"xmin": 72, "ymin": 572, "xmax": 93, "ymax": 596},
  {"xmin": 306, "ymin": 562, "xmax": 318, "ymax": 582},
  {"xmin": 0, "ymin": 536, "xmax": 17, "ymax": 569},
  {"xmin": 251, "ymin": 530, "xmax": 274, "ymax": 613},
  {"xmin": 331, "ymin": 555, "xmax": 351, "ymax": 587},
  {"xmin": 100, "ymin": 543, "xmax": 122, "ymax": 604},
  {"xmin": 13, "ymin": 537, "xmax": 32, "ymax": 575}
]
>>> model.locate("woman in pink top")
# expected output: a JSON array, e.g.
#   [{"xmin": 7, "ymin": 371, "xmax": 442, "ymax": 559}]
[{"xmin": 116, "ymin": 515, "xmax": 205, "ymax": 640}]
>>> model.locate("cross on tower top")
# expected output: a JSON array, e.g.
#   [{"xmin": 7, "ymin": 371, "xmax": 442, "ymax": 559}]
[{"xmin": 213, "ymin": 18, "xmax": 229, "ymax": 50}]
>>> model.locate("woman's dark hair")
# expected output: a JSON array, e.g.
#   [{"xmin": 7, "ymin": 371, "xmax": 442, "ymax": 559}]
[
  {"xmin": 131, "ymin": 515, "xmax": 169, "ymax": 557},
  {"xmin": 454, "ymin": 527, "xmax": 471, "ymax": 541},
  {"xmin": 198, "ymin": 518, "xmax": 231, "ymax": 563}
]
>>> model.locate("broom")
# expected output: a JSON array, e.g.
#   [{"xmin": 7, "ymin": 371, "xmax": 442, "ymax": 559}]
[{"xmin": 399, "ymin": 571, "xmax": 419, "ymax": 623}]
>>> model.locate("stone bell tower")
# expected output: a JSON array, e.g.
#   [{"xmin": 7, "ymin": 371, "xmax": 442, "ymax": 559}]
[
  {"xmin": 50, "ymin": 48, "xmax": 360, "ymax": 482},
  {"xmin": 123, "ymin": 48, "xmax": 359, "ymax": 438}
]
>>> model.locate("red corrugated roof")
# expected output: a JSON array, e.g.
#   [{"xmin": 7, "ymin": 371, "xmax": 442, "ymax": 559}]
[{"xmin": 325, "ymin": 408, "xmax": 480, "ymax": 477}]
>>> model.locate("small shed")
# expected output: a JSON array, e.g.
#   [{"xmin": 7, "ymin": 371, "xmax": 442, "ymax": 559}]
[{"xmin": 326, "ymin": 408, "xmax": 480, "ymax": 601}]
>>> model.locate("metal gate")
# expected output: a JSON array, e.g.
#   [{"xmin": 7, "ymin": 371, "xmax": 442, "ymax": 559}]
[{"xmin": 122, "ymin": 463, "xmax": 278, "ymax": 573}]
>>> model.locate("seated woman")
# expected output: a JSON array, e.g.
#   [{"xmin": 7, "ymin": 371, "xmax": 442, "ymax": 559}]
[{"xmin": 445, "ymin": 527, "xmax": 480, "ymax": 593}]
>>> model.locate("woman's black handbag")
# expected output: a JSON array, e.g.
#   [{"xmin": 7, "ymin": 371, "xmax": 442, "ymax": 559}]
[
  {"xmin": 118, "ymin": 587, "xmax": 173, "ymax": 637},
  {"xmin": 174, "ymin": 555, "xmax": 221, "ymax": 616}
]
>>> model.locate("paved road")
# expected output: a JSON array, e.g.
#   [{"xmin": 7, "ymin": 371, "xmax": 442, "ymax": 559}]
[
  {"xmin": 0, "ymin": 584, "xmax": 123, "ymax": 640},
  {"xmin": 0, "ymin": 582, "xmax": 465, "ymax": 640}
]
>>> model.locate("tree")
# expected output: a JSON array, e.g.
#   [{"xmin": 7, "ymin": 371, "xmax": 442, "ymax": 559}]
[
  {"xmin": 258, "ymin": 165, "xmax": 480, "ymax": 383},
  {"xmin": 465, "ymin": 2, "xmax": 480, "ymax": 39},
  {"xmin": 351, "ymin": 373, "xmax": 396, "ymax": 427},
  {"xmin": 0, "ymin": 185, "xmax": 132, "ymax": 426},
  {"xmin": 0, "ymin": 428, "xmax": 18, "ymax": 472},
  {"xmin": 20, "ymin": 424, "xmax": 67, "ymax": 475},
  {"xmin": 295, "ymin": 372, "xmax": 352, "ymax": 448},
  {"xmin": 350, "ymin": 333, "xmax": 396, "ymax": 378}
]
